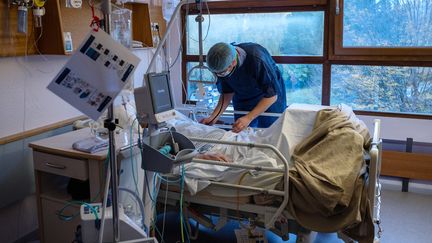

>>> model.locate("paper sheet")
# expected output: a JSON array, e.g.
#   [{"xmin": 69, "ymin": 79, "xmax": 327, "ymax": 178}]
[{"xmin": 47, "ymin": 29, "xmax": 140, "ymax": 120}]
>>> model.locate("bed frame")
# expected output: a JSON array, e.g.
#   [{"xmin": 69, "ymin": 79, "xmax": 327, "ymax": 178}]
[{"xmin": 156, "ymin": 119, "xmax": 383, "ymax": 242}]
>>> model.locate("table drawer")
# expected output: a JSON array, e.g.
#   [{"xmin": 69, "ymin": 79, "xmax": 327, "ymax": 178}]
[{"xmin": 33, "ymin": 151, "xmax": 89, "ymax": 180}]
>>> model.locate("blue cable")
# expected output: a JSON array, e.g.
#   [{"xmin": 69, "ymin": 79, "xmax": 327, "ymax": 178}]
[
  {"xmin": 181, "ymin": 213, "xmax": 191, "ymax": 243},
  {"xmin": 144, "ymin": 172, "xmax": 156, "ymax": 203},
  {"xmin": 179, "ymin": 164, "xmax": 188, "ymax": 243},
  {"xmin": 157, "ymin": 173, "xmax": 181, "ymax": 183}
]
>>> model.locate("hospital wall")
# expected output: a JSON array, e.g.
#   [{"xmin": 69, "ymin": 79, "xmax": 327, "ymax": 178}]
[{"xmin": 359, "ymin": 115, "xmax": 432, "ymax": 143}]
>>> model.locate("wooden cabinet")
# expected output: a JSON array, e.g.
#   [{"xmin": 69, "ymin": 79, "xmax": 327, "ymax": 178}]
[
  {"xmin": 40, "ymin": 0, "xmax": 162, "ymax": 54},
  {"xmin": 29, "ymin": 127, "xmax": 139, "ymax": 243},
  {"xmin": 0, "ymin": 1, "xmax": 37, "ymax": 57},
  {"xmin": 1, "ymin": 0, "xmax": 165, "ymax": 56}
]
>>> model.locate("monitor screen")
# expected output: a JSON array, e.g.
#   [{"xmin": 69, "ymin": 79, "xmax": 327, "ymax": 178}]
[{"xmin": 147, "ymin": 72, "xmax": 173, "ymax": 114}]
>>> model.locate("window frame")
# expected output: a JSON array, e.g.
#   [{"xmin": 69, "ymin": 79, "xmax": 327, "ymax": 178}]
[
  {"xmin": 181, "ymin": 0, "xmax": 432, "ymax": 119},
  {"xmin": 181, "ymin": 0, "xmax": 329, "ymax": 104},
  {"xmin": 331, "ymin": 0, "xmax": 432, "ymax": 61}
]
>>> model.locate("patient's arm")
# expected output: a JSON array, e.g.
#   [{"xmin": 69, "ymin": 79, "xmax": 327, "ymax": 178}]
[{"xmin": 196, "ymin": 152, "xmax": 232, "ymax": 163}]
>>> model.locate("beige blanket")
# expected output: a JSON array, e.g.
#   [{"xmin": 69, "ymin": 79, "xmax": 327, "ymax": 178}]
[{"xmin": 285, "ymin": 108, "xmax": 374, "ymax": 242}]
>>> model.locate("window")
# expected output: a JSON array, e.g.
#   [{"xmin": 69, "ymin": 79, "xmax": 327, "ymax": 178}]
[
  {"xmin": 181, "ymin": 0, "xmax": 432, "ymax": 118},
  {"xmin": 279, "ymin": 64, "xmax": 322, "ymax": 105},
  {"xmin": 334, "ymin": 0, "xmax": 432, "ymax": 56},
  {"xmin": 331, "ymin": 65, "xmax": 432, "ymax": 114},
  {"xmin": 186, "ymin": 63, "xmax": 323, "ymax": 105},
  {"xmin": 184, "ymin": 9, "xmax": 325, "ymax": 107},
  {"xmin": 330, "ymin": 0, "xmax": 432, "ymax": 117},
  {"xmin": 343, "ymin": 0, "xmax": 432, "ymax": 48},
  {"xmin": 187, "ymin": 12, "xmax": 324, "ymax": 56}
]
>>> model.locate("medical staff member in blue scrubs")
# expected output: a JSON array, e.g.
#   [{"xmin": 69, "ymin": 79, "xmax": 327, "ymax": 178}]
[{"xmin": 200, "ymin": 42, "xmax": 287, "ymax": 133}]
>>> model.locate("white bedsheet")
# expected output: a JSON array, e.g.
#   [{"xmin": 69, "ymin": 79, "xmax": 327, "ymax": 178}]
[{"xmin": 166, "ymin": 104, "xmax": 363, "ymax": 196}]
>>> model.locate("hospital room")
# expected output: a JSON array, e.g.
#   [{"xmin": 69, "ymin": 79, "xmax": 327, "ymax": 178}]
[{"xmin": 1, "ymin": 0, "xmax": 432, "ymax": 242}]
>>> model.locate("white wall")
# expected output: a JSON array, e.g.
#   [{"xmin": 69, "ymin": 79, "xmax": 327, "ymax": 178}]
[
  {"xmin": 0, "ymin": 49, "xmax": 156, "ymax": 140},
  {"xmin": 0, "ymin": 55, "xmax": 80, "ymax": 139},
  {"xmin": 359, "ymin": 115, "xmax": 432, "ymax": 143}
]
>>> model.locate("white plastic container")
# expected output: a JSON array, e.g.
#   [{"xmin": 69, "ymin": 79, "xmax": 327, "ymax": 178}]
[
  {"xmin": 111, "ymin": 8, "xmax": 132, "ymax": 49},
  {"xmin": 63, "ymin": 32, "xmax": 73, "ymax": 53}
]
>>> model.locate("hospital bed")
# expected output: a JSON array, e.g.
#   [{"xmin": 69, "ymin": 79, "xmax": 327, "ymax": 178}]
[{"xmin": 153, "ymin": 106, "xmax": 383, "ymax": 243}]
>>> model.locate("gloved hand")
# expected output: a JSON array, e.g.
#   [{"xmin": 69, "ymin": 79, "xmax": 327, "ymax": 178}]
[{"xmin": 232, "ymin": 116, "xmax": 252, "ymax": 133}]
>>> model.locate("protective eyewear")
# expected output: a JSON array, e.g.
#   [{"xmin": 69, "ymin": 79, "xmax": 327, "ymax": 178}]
[{"xmin": 216, "ymin": 61, "xmax": 237, "ymax": 78}]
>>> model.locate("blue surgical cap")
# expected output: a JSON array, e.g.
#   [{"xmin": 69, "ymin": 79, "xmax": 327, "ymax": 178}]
[{"xmin": 206, "ymin": 42, "xmax": 236, "ymax": 73}]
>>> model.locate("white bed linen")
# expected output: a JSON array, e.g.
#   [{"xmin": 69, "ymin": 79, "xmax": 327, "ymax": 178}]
[{"xmin": 167, "ymin": 104, "xmax": 364, "ymax": 196}]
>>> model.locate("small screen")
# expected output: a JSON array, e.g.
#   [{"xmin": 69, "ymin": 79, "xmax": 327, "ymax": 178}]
[{"xmin": 147, "ymin": 73, "xmax": 173, "ymax": 114}]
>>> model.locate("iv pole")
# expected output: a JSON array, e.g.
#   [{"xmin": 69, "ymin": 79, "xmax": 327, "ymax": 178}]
[
  {"xmin": 100, "ymin": 0, "xmax": 121, "ymax": 241},
  {"xmin": 98, "ymin": 1, "xmax": 197, "ymax": 241}
]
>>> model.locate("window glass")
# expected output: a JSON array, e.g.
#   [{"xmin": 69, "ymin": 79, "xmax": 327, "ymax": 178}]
[
  {"xmin": 187, "ymin": 62, "xmax": 220, "ymax": 108},
  {"xmin": 343, "ymin": 0, "xmax": 432, "ymax": 47},
  {"xmin": 331, "ymin": 65, "xmax": 432, "ymax": 114},
  {"xmin": 187, "ymin": 62, "xmax": 322, "ymax": 106},
  {"xmin": 187, "ymin": 12, "xmax": 324, "ymax": 56},
  {"xmin": 279, "ymin": 64, "xmax": 322, "ymax": 105}
]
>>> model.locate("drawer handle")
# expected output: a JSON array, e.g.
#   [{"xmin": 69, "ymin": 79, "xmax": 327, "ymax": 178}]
[{"xmin": 45, "ymin": 163, "xmax": 66, "ymax": 170}]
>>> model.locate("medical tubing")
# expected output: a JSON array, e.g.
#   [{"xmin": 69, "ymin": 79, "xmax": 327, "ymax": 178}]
[
  {"xmin": 207, "ymin": 94, "xmax": 224, "ymax": 125},
  {"xmin": 130, "ymin": 118, "xmax": 140, "ymax": 197},
  {"xmin": 188, "ymin": 0, "xmax": 211, "ymax": 43},
  {"xmin": 169, "ymin": 2, "xmax": 190, "ymax": 70},
  {"xmin": 144, "ymin": 172, "xmax": 156, "ymax": 203},
  {"xmin": 181, "ymin": 213, "xmax": 191, "ymax": 243},
  {"xmin": 150, "ymin": 173, "xmax": 167, "ymax": 243},
  {"xmin": 173, "ymin": 148, "xmax": 199, "ymax": 162},
  {"xmin": 148, "ymin": 173, "xmax": 167, "ymax": 243},
  {"xmin": 147, "ymin": 0, "xmax": 196, "ymax": 73},
  {"xmin": 157, "ymin": 173, "xmax": 181, "ymax": 183},
  {"xmin": 161, "ymin": 182, "xmax": 169, "ymax": 243},
  {"xmin": 118, "ymin": 187, "xmax": 145, "ymax": 229},
  {"xmin": 180, "ymin": 164, "xmax": 186, "ymax": 243},
  {"xmin": 184, "ymin": 212, "xmax": 197, "ymax": 240},
  {"xmin": 57, "ymin": 201, "xmax": 99, "ymax": 226}
]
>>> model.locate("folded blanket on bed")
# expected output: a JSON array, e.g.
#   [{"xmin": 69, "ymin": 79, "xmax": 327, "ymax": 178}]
[{"xmin": 286, "ymin": 107, "xmax": 374, "ymax": 242}]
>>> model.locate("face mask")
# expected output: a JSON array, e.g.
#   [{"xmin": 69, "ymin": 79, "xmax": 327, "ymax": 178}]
[{"xmin": 216, "ymin": 63, "xmax": 237, "ymax": 78}]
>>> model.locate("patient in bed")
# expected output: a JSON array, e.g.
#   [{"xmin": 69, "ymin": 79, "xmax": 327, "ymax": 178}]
[{"xmin": 167, "ymin": 104, "xmax": 374, "ymax": 242}]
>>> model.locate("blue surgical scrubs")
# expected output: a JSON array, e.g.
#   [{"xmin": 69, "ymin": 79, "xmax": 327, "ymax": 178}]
[{"xmin": 217, "ymin": 43, "xmax": 287, "ymax": 128}]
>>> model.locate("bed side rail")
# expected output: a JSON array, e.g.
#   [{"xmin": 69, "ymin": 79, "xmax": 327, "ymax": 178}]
[
  {"xmin": 188, "ymin": 137, "xmax": 289, "ymax": 229},
  {"xmin": 368, "ymin": 119, "xmax": 383, "ymax": 240}
]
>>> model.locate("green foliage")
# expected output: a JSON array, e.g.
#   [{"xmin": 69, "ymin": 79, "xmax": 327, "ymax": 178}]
[{"xmin": 332, "ymin": 0, "xmax": 432, "ymax": 114}]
